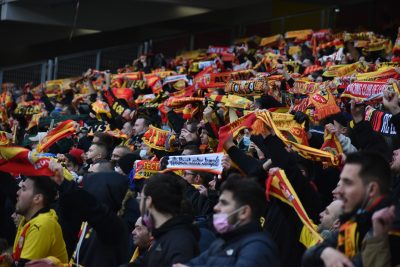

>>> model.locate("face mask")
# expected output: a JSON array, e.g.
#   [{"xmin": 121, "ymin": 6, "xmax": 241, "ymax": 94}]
[
  {"xmin": 141, "ymin": 195, "xmax": 154, "ymax": 231},
  {"xmin": 242, "ymin": 136, "xmax": 251, "ymax": 147},
  {"xmin": 142, "ymin": 210, "xmax": 154, "ymax": 231},
  {"xmin": 213, "ymin": 206, "xmax": 244, "ymax": 234},
  {"xmin": 139, "ymin": 149, "xmax": 147, "ymax": 158}
]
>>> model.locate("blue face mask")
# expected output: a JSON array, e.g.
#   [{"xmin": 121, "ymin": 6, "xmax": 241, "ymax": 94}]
[{"xmin": 242, "ymin": 136, "xmax": 251, "ymax": 147}]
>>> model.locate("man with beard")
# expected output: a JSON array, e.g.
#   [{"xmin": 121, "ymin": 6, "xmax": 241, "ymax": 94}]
[
  {"xmin": 3, "ymin": 176, "xmax": 68, "ymax": 266},
  {"xmin": 138, "ymin": 173, "xmax": 199, "ymax": 267},
  {"xmin": 303, "ymin": 152, "xmax": 391, "ymax": 267}
]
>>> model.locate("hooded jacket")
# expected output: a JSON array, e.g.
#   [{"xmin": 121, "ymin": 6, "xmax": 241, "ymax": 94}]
[
  {"xmin": 140, "ymin": 215, "xmax": 200, "ymax": 267},
  {"xmin": 58, "ymin": 171, "xmax": 130, "ymax": 267}
]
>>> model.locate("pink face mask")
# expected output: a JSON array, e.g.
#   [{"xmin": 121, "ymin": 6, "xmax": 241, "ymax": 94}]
[{"xmin": 212, "ymin": 206, "xmax": 244, "ymax": 234}]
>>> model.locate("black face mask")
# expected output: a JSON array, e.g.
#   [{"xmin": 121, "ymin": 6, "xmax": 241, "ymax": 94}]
[{"xmin": 86, "ymin": 158, "xmax": 93, "ymax": 165}]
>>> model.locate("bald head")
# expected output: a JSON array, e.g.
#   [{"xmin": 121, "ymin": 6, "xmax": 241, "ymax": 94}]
[{"xmin": 318, "ymin": 200, "xmax": 343, "ymax": 232}]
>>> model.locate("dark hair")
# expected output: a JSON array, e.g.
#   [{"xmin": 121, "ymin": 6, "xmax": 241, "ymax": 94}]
[
  {"xmin": 65, "ymin": 153, "xmax": 79, "ymax": 166},
  {"xmin": 323, "ymin": 112, "xmax": 348, "ymax": 128},
  {"xmin": 93, "ymin": 132, "xmax": 114, "ymax": 150},
  {"xmin": 143, "ymin": 173, "xmax": 185, "ymax": 216},
  {"xmin": 345, "ymin": 152, "xmax": 391, "ymax": 194},
  {"xmin": 221, "ymin": 175, "xmax": 266, "ymax": 221},
  {"xmin": 182, "ymin": 145, "xmax": 201, "ymax": 155},
  {"xmin": 192, "ymin": 171, "xmax": 214, "ymax": 186},
  {"xmin": 28, "ymin": 176, "xmax": 58, "ymax": 208},
  {"xmin": 91, "ymin": 142, "xmax": 109, "ymax": 158}
]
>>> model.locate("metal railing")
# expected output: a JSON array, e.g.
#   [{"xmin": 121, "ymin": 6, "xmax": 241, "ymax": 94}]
[{"xmin": 0, "ymin": 7, "xmax": 333, "ymax": 87}]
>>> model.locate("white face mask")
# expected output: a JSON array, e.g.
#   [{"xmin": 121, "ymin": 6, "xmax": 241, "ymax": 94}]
[{"xmin": 139, "ymin": 149, "xmax": 147, "ymax": 159}]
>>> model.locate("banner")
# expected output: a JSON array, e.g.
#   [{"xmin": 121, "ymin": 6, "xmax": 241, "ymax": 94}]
[
  {"xmin": 341, "ymin": 81, "xmax": 398, "ymax": 100},
  {"xmin": 164, "ymin": 153, "xmax": 224, "ymax": 174},
  {"xmin": 134, "ymin": 160, "xmax": 160, "ymax": 180}
]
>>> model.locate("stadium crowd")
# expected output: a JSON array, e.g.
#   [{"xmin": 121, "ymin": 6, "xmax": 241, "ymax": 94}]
[{"xmin": 0, "ymin": 26, "xmax": 400, "ymax": 267}]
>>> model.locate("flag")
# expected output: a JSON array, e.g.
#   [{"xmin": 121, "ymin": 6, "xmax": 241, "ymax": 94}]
[
  {"xmin": 36, "ymin": 120, "xmax": 78, "ymax": 152},
  {"xmin": 266, "ymin": 168, "xmax": 323, "ymax": 243},
  {"xmin": 0, "ymin": 146, "xmax": 72, "ymax": 179}
]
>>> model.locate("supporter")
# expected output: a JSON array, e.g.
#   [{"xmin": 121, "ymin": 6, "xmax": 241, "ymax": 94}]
[
  {"xmin": 119, "ymin": 217, "xmax": 153, "ymax": 267},
  {"xmin": 139, "ymin": 173, "xmax": 199, "ymax": 267},
  {"xmin": 303, "ymin": 152, "xmax": 392, "ymax": 267},
  {"xmin": 173, "ymin": 176, "xmax": 280, "ymax": 267},
  {"xmin": 116, "ymin": 153, "xmax": 142, "ymax": 259},
  {"xmin": 85, "ymin": 142, "xmax": 108, "ymax": 169},
  {"xmin": 317, "ymin": 199, "xmax": 343, "ymax": 239},
  {"xmin": 2, "ymin": 24, "xmax": 400, "ymax": 267},
  {"xmin": 47, "ymin": 161, "xmax": 130, "ymax": 266},
  {"xmin": 111, "ymin": 145, "xmax": 133, "ymax": 164},
  {"xmin": 5, "ymin": 176, "xmax": 67, "ymax": 266},
  {"xmin": 131, "ymin": 117, "xmax": 150, "ymax": 150}
]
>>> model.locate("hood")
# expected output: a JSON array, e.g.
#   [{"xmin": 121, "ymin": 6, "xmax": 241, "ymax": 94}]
[{"xmin": 83, "ymin": 171, "xmax": 128, "ymax": 212}]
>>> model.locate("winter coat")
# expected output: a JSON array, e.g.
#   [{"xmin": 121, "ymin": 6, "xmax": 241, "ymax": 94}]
[{"xmin": 187, "ymin": 221, "xmax": 280, "ymax": 267}]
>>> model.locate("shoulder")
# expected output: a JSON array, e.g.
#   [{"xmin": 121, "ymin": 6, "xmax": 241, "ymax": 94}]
[
  {"xmin": 238, "ymin": 232, "xmax": 276, "ymax": 248},
  {"xmin": 29, "ymin": 210, "xmax": 60, "ymax": 232}
]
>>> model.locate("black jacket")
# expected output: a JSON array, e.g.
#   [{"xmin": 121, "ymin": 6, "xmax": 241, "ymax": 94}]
[
  {"xmin": 226, "ymin": 135, "xmax": 321, "ymax": 267},
  {"xmin": 141, "ymin": 216, "xmax": 200, "ymax": 267},
  {"xmin": 350, "ymin": 120, "xmax": 391, "ymax": 162},
  {"xmin": 58, "ymin": 172, "xmax": 130, "ymax": 267},
  {"xmin": 187, "ymin": 221, "xmax": 280, "ymax": 267}
]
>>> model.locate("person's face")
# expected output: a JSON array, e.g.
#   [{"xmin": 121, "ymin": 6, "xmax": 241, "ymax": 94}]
[
  {"xmin": 200, "ymin": 129, "xmax": 209, "ymax": 145},
  {"xmin": 183, "ymin": 170, "xmax": 197, "ymax": 184},
  {"xmin": 338, "ymin": 164, "xmax": 367, "ymax": 213},
  {"xmin": 111, "ymin": 147, "xmax": 125, "ymax": 163},
  {"xmin": 333, "ymin": 120, "xmax": 347, "ymax": 136},
  {"xmin": 318, "ymin": 200, "xmax": 343, "ymax": 232},
  {"xmin": 122, "ymin": 122, "xmax": 133, "ymax": 136},
  {"xmin": 86, "ymin": 145, "xmax": 100, "ymax": 160},
  {"xmin": 214, "ymin": 190, "xmax": 239, "ymax": 224},
  {"xmin": 332, "ymin": 180, "xmax": 343, "ymax": 200},
  {"xmin": 134, "ymin": 119, "xmax": 147, "ymax": 136},
  {"xmin": 15, "ymin": 179, "xmax": 36, "ymax": 217},
  {"xmin": 132, "ymin": 217, "xmax": 151, "ymax": 249},
  {"xmin": 391, "ymin": 149, "xmax": 400, "ymax": 173},
  {"xmin": 180, "ymin": 128, "xmax": 198, "ymax": 143}
]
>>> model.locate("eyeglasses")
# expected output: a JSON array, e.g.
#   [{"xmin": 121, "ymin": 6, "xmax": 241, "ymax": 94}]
[{"xmin": 184, "ymin": 171, "xmax": 196, "ymax": 176}]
